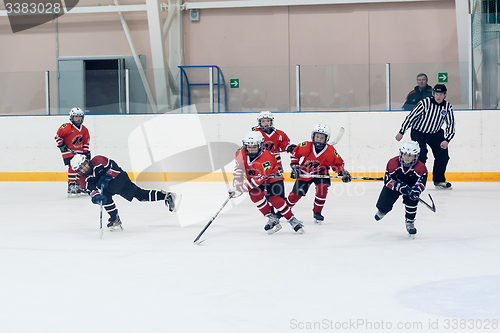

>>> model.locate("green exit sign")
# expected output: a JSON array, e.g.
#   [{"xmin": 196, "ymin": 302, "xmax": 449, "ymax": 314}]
[
  {"xmin": 230, "ymin": 78, "xmax": 239, "ymax": 89},
  {"xmin": 438, "ymin": 72, "xmax": 448, "ymax": 83}
]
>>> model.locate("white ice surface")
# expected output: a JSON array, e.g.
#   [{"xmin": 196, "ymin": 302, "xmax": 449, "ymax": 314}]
[{"xmin": 0, "ymin": 182, "xmax": 499, "ymax": 333}]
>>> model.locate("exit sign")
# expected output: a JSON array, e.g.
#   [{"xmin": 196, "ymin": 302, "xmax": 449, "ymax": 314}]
[
  {"xmin": 230, "ymin": 78, "xmax": 239, "ymax": 88},
  {"xmin": 438, "ymin": 72, "xmax": 448, "ymax": 83}
]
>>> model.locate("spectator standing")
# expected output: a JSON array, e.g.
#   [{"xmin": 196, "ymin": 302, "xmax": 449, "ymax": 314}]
[{"xmin": 402, "ymin": 73, "xmax": 433, "ymax": 111}]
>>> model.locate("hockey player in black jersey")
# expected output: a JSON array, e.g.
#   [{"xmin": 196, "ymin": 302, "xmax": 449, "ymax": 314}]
[
  {"xmin": 70, "ymin": 154, "xmax": 181, "ymax": 231},
  {"xmin": 374, "ymin": 141, "xmax": 427, "ymax": 239}
]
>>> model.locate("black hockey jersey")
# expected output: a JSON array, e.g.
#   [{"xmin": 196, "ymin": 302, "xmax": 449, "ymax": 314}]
[{"xmin": 384, "ymin": 156, "xmax": 427, "ymax": 192}]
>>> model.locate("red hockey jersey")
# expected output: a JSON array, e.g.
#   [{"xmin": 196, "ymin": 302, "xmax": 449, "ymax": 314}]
[
  {"xmin": 234, "ymin": 148, "xmax": 283, "ymax": 191},
  {"xmin": 55, "ymin": 122, "xmax": 90, "ymax": 161},
  {"xmin": 252, "ymin": 127, "xmax": 291, "ymax": 167},
  {"xmin": 290, "ymin": 141, "xmax": 345, "ymax": 181}
]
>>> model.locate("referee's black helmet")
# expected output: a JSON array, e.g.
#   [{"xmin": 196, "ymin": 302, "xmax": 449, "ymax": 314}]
[{"xmin": 433, "ymin": 84, "xmax": 447, "ymax": 93}]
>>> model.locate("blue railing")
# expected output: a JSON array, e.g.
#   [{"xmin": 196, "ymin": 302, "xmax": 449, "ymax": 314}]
[{"xmin": 179, "ymin": 65, "xmax": 228, "ymax": 112}]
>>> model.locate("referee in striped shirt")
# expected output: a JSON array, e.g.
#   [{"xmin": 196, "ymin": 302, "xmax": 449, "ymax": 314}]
[{"xmin": 395, "ymin": 84, "xmax": 455, "ymax": 189}]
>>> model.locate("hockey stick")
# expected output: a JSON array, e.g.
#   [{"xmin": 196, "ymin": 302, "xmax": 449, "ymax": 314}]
[
  {"xmin": 330, "ymin": 127, "xmax": 345, "ymax": 145},
  {"xmin": 194, "ymin": 193, "xmax": 234, "ymax": 245},
  {"xmin": 306, "ymin": 172, "xmax": 434, "ymax": 211},
  {"xmin": 418, "ymin": 194, "xmax": 436, "ymax": 212},
  {"xmin": 302, "ymin": 173, "xmax": 383, "ymax": 181},
  {"xmin": 305, "ymin": 172, "xmax": 435, "ymax": 211},
  {"xmin": 99, "ymin": 184, "xmax": 104, "ymax": 239}
]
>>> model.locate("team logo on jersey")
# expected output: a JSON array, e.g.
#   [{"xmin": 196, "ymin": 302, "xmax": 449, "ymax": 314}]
[
  {"xmin": 440, "ymin": 108, "xmax": 447, "ymax": 116},
  {"xmin": 262, "ymin": 161, "xmax": 271, "ymax": 171},
  {"xmin": 299, "ymin": 141, "xmax": 307, "ymax": 147},
  {"xmin": 263, "ymin": 141, "xmax": 275, "ymax": 151},
  {"xmin": 60, "ymin": 124, "xmax": 67, "ymax": 129},
  {"xmin": 72, "ymin": 135, "xmax": 84, "ymax": 145}
]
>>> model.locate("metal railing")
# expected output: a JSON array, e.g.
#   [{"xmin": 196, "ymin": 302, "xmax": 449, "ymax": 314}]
[{"xmin": 179, "ymin": 65, "xmax": 228, "ymax": 113}]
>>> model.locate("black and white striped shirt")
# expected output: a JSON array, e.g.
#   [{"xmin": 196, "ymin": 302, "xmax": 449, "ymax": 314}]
[{"xmin": 399, "ymin": 97, "xmax": 456, "ymax": 141}]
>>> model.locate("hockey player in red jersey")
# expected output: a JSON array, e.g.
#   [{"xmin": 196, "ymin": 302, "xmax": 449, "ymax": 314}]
[
  {"xmin": 54, "ymin": 107, "xmax": 91, "ymax": 196},
  {"xmin": 252, "ymin": 111, "xmax": 295, "ymax": 172},
  {"xmin": 286, "ymin": 124, "xmax": 351, "ymax": 224},
  {"xmin": 374, "ymin": 141, "xmax": 427, "ymax": 238},
  {"xmin": 70, "ymin": 154, "xmax": 181, "ymax": 231},
  {"xmin": 231, "ymin": 131, "xmax": 304, "ymax": 234}
]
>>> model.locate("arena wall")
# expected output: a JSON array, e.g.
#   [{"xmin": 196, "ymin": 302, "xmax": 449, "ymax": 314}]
[{"xmin": 0, "ymin": 110, "xmax": 497, "ymax": 182}]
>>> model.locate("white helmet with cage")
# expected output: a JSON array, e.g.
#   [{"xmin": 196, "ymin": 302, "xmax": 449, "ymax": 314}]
[
  {"xmin": 242, "ymin": 131, "xmax": 264, "ymax": 159},
  {"xmin": 70, "ymin": 154, "xmax": 87, "ymax": 174},
  {"xmin": 257, "ymin": 111, "xmax": 274, "ymax": 133},
  {"xmin": 399, "ymin": 140, "xmax": 420, "ymax": 168},
  {"xmin": 311, "ymin": 124, "xmax": 331, "ymax": 150},
  {"xmin": 69, "ymin": 107, "xmax": 84, "ymax": 126}
]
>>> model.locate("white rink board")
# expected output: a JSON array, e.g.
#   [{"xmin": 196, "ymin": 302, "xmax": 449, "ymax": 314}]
[{"xmin": 0, "ymin": 110, "xmax": 495, "ymax": 174}]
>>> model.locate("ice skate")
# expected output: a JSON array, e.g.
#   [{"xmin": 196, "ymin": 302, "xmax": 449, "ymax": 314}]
[
  {"xmin": 374, "ymin": 210, "xmax": 386, "ymax": 221},
  {"xmin": 313, "ymin": 212, "xmax": 324, "ymax": 225},
  {"xmin": 288, "ymin": 216, "xmax": 304, "ymax": 234},
  {"xmin": 107, "ymin": 215, "xmax": 123, "ymax": 232},
  {"xmin": 165, "ymin": 192, "xmax": 182, "ymax": 212},
  {"xmin": 434, "ymin": 181, "xmax": 452, "ymax": 190},
  {"xmin": 264, "ymin": 213, "xmax": 282, "ymax": 235},
  {"xmin": 405, "ymin": 219, "xmax": 417, "ymax": 239},
  {"xmin": 67, "ymin": 182, "xmax": 80, "ymax": 198}
]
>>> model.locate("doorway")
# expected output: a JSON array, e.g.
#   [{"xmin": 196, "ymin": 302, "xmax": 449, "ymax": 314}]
[
  {"xmin": 85, "ymin": 59, "xmax": 124, "ymax": 114},
  {"xmin": 57, "ymin": 56, "xmax": 147, "ymax": 114}
]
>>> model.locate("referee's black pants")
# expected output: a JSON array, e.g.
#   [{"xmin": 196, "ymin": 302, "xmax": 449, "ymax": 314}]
[{"xmin": 410, "ymin": 129, "xmax": 449, "ymax": 183}]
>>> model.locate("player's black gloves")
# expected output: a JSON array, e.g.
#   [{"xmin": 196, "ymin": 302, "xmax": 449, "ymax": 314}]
[
  {"xmin": 394, "ymin": 181, "xmax": 411, "ymax": 196},
  {"xmin": 409, "ymin": 185, "xmax": 422, "ymax": 201},
  {"xmin": 58, "ymin": 143, "xmax": 69, "ymax": 153},
  {"xmin": 97, "ymin": 176, "xmax": 112, "ymax": 190},
  {"xmin": 290, "ymin": 162, "xmax": 300, "ymax": 179},
  {"xmin": 91, "ymin": 193, "xmax": 107, "ymax": 205},
  {"xmin": 286, "ymin": 144, "xmax": 297, "ymax": 153},
  {"xmin": 338, "ymin": 169, "xmax": 351, "ymax": 183},
  {"xmin": 84, "ymin": 151, "xmax": 91, "ymax": 160}
]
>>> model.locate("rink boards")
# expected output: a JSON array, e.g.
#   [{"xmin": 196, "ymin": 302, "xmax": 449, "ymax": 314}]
[{"xmin": 0, "ymin": 110, "xmax": 498, "ymax": 182}]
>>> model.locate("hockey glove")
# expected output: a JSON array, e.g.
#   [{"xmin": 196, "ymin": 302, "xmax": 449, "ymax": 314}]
[
  {"xmin": 338, "ymin": 169, "xmax": 351, "ymax": 183},
  {"xmin": 290, "ymin": 162, "xmax": 300, "ymax": 179},
  {"xmin": 286, "ymin": 144, "xmax": 297, "ymax": 153},
  {"xmin": 58, "ymin": 143, "xmax": 69, "ymax": 153},
  {"xmin": 229, "ymin": 183, "xmax": 247, "ymax": 198},
  {"xmin": 84, "ymin": 151, "xmax": 91, "ymax": 160},
  {"xmin": 91, "ymin": 193, "xmax": 107, "ymax": 205},
  {"xmin": 409, "ymin": 185, "xmax": 422, "ymax": 201},
  {"xmin": 232, "ymin": 171, "xmax": 244, "ymax": 187},
  {"xmin": 97, "ymin": 176, "xmax": 112, "ymax": 190},
  {"xmin": 394, "ymin": 181, "xmax": 411, "ymax": 196}
]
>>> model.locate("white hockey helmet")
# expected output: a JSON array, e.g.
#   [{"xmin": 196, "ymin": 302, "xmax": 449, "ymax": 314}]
[
  {"xmin": 69, "ymin": 107, "xmax": 84, "ymax": 126},
  {"xmin": 242, "ymin": 131, "xmax": 264, "ymax": 159},
  {"xmin": 70, "ymin": 154, "xmax": 87, "ymax": 174},
  {"xmin": 311, "ymin": 124, "xmax": 331, "ymax": 150},
  {"xmin": 399, "ymin": 140, "xmax": 420, "ymax": 167},
  {"xmin": 257, "ymin": 111, "xmax": 274, "ymax": 133}
]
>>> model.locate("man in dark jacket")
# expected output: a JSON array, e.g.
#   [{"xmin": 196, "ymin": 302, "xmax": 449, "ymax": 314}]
[{"xmin": 402, "ymin": 73, "xmax": 433, "ymax": 110}]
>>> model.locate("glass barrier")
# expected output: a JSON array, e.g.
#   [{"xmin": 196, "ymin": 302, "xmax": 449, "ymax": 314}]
[
  {"xmin": 0, "ymin": 71, "xmax": 47, "ymax": 115},
  {"xmin": 0, "ymin": 62, "xmax": 479, "ymax": 116}
]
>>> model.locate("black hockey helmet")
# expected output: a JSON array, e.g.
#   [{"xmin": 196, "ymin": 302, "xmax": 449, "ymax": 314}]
[{"xmin": 433, "ymin": 84, "xmax": 447, "ymax": 94}]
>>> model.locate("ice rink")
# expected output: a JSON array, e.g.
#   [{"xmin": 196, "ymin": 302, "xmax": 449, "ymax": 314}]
[{"xmin": 0, "ymin": 181, "xmax": 499, "ymax": 333}]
